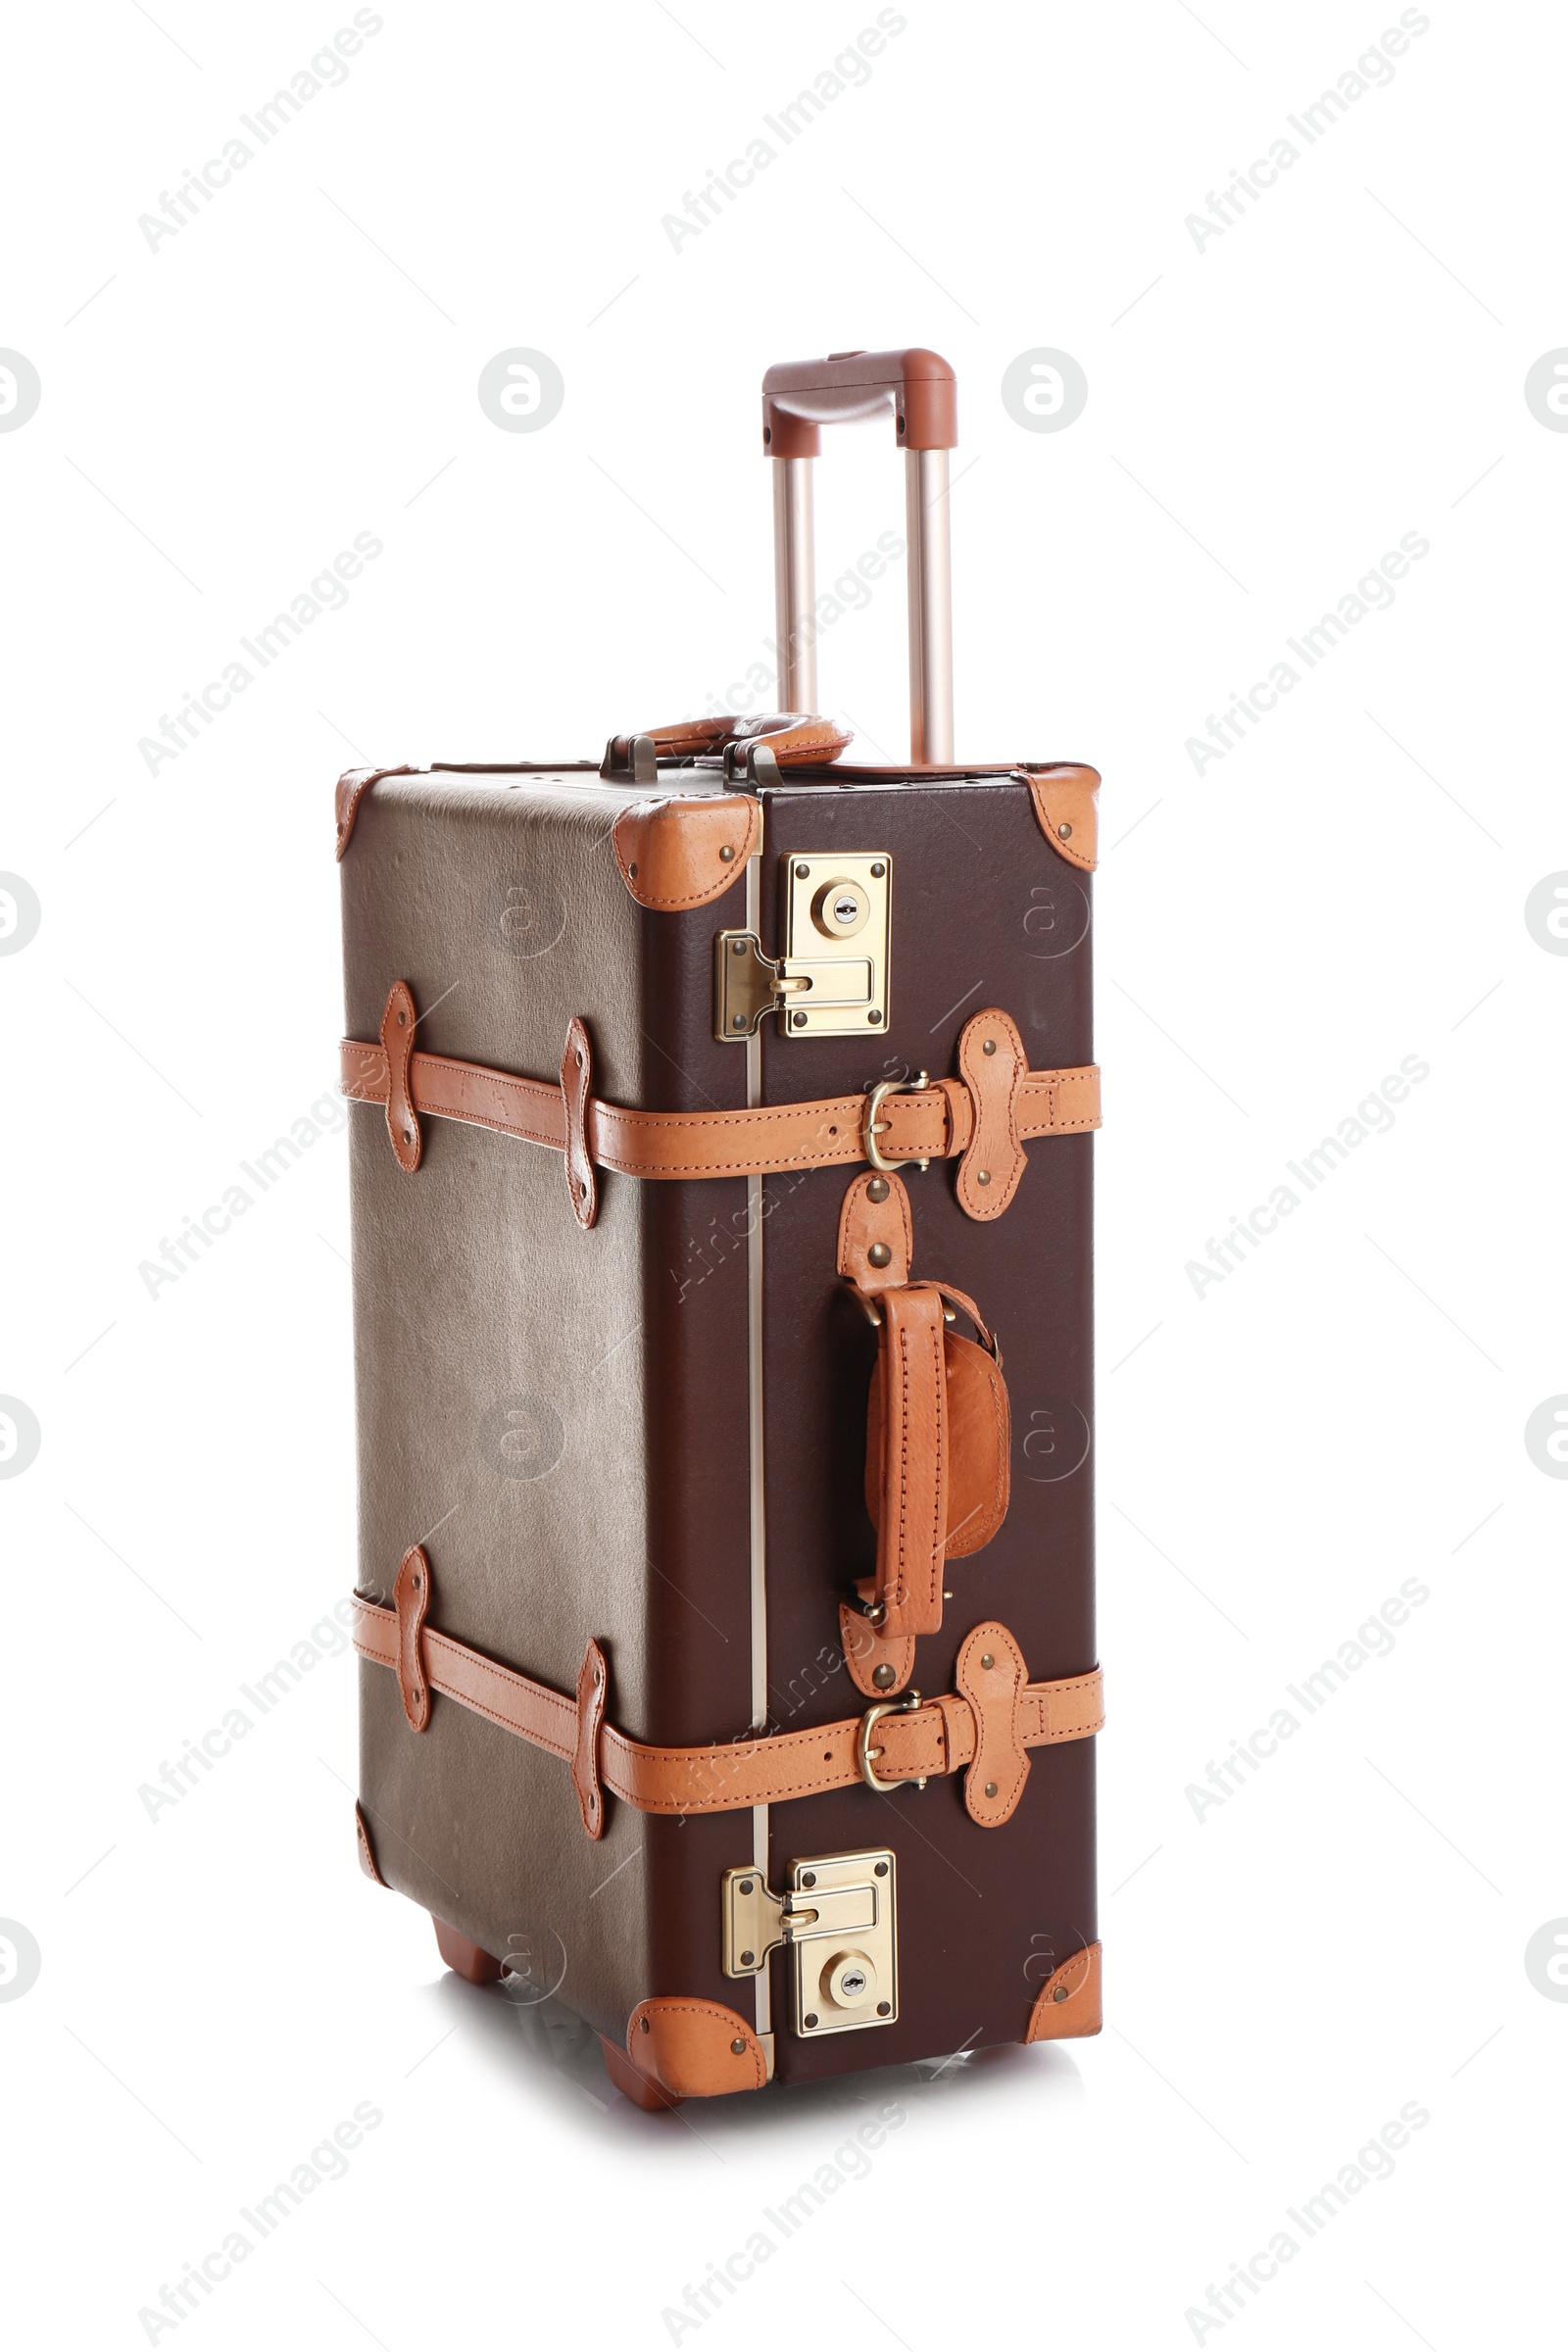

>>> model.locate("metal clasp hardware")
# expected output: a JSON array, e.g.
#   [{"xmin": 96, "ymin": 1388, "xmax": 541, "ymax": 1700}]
[
  {"xmin": 721, "ymin": 1849, "xmax": 899, "ymax": 2037},
  {"xmin": 862, "ymin": 1072, "xmax": 932, "ymax": 1174},
  {"xmin": 857, "ymin": 1690, "xmax": 926, "ymax": 1793}
]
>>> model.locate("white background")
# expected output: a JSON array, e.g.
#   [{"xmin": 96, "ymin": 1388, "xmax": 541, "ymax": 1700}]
[{"xmin": 3, "ymin": 1, "xmax": 1564, "ymax": 2345}]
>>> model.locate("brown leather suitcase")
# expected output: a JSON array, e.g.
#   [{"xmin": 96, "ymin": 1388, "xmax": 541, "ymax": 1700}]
[{"xmin": 338, "ymin": 349, "xmax": 1103, "ymax": 2108}]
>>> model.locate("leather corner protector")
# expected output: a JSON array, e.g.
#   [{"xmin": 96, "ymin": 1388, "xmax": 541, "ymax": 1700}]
[
  {"xmin": 335, "ymin": 763, "xmax": 416, "ymax": 860},
  {"xmin": 837, "ymin": 1168, "xmax": 913, "ymax": 1291},
  {"xmin": 627, "ymin": 1997, "xmax": 769, "ymax": 2098},
  {"xmin": 1026, "ymin": 765, "xmax": 1100, "ymax": 871},
  {"xmin": 354, "ymin": 1799, "xmax": 388, "ymax": 1886},
  {"xmin": 612, "ymin": 795, "xmax": 760, "ymax": 910},
  {"xmin": 956, "ymin": 1619, "xmax": 1030, "ymax": 1827},
  {"xmin": 839, "ymin": 1599, "xmax": 916, "ymax": 1698},
  {"xmin": 956, "ymin": 1009, "xmax": 1028, "ymax": 1221},
  {"xmin": 573, "ymin": 1638, "xmax": 609, "ymax": 1839},
  {"xmin": 1025, "ymin": 1940, "xmax": 1102, "ymax": 2041},
  {"xmin": 392, "ymin": 1544, "xmax": 432, "ymax": 1732},
  {"xmin": 380, "ymin": 980, "xmax": 421, "ymax": 1173},
  {"xmin": 562, "ymin": 1016, "xmax": 598, "ymax": 1229}
]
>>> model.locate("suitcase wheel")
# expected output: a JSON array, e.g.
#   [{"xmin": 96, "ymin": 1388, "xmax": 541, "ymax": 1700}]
[{"xmin": 431, "ymin": 1915, "xmax": 504, "ymax": 1985}]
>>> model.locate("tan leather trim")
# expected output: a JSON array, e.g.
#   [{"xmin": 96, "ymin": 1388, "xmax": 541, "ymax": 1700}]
[
  {"xmin": 380, "ymin": 981, "xmax": 421, "ymax": 1174},
  {"xmin": 561, "ymin": 1017, "xmax": 598, "ymax": 1230},
  {"xmin": 334, "ymin": 763, "xmax": 417, "ymax": 859},
  {"xmin": 572, "ymin": 1639, "xmax": 608, "ymax": 1840},
  {"xmin": 611, "ymin": 794, "xmax": 760, "ymax": 910},
  {"xmin": 1026, "ymin": 764, "xmax": 1100, "ymax": 871},
  {"xmin": 392, "ymin": 1544, "xmax": 431, "ymax": 1732},
  {"xmin": 351, "ymin": 1593, "xmax": 1102, "ymax": 1816},
  {"xmin": 874, "ymin": 1286, "xmax": 950, "ymax": 1642},
  {"xmin": 340, "ymin": 1040, "xmax": 1100, "ymax": 1181},
  {"xmin": 1025, "ymin": 1940, "xmax": 1102, "ymax": 2041},
  {"xmin": 836, "ymin": 1168, "xmax": 912, "ymax": 1291},
  {"xmin": 606, "ymin": 712, "xmax": 853, "ymax": 771},
  {"xmin": 354, "ymin": 1799, "xmax": 388, "ymax": 1886},
  {"xmin": 627, "ymin": 1997, "xmax": 768, "ymax": 2098},
  {"xmin": 956, "ymin": 1008, "xmax": 1028, "ymax": 1220},
  {"xmin": 930, "ymin": 1330, "xmax": 1009, "ymax": 1558},
  {"xmin": 839, "ymin": 1600, "xmax": 916, "ymax": 1699},
  {"xmin": 956, "ymin": 1621, "xmax": 1030, "ymax": 1827}
]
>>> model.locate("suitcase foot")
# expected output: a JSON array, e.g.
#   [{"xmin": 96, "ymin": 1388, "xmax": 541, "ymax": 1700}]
[
  {"xmin": 600, "ymin": 2033, "xmax": 685, "ymax": 2112},
  {"xmin": 432, "ymin": 1915, "xmax": 505, "ymax": 1985}
]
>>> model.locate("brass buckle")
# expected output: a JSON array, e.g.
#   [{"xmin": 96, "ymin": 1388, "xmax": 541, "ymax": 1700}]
[
  {"xmin": 861, "ymin": 1072, "xmax": 932, "ymax": 1175},
  {"xmin": 857, "ymin": 1691, "xmax": 925, "ymax": 1794}
]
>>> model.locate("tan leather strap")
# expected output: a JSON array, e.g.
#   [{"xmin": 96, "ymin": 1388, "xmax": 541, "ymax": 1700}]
[
  {"xmin": 869, "ymin": 1285, "xmax": 949, "ymax": 1642},
  {"xmin": 350, "ymin": 1594, "xmax": 1101, "ymax": 1817},
  {"xmin": 340, "ymin": 1038, "xmax": 1099, "ymax": 1183}
]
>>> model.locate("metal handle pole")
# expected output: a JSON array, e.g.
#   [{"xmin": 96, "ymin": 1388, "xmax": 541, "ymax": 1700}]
[
  {"xmin": 771, "ymin": 458, "xmax": 817, "ymax": 714},
  {"xmin": 905, "ymin": 447, "xmax": 954, "ymax": 763}
]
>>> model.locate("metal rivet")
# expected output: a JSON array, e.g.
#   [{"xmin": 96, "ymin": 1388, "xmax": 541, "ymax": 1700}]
[
  {"xmin": 872, "ymin": 1661, "xmax": 897, "ymax": 1690},
  {"xmin": 985, "ymin": 1781, "xmax": 998, "ymax": 1798},
  {"xmin": 877, "ymin": 2000, "xmax": 891, "ymax": 2016},
  {"xmin": 793, "ymin": 1010, "xmax": 807, "ymax": 1028},
  {"xmin": 1053, "ymin": 1984, "xmax": 1069, "ymax": 2003},
  {"xmin": 575, "ymin": 1050, "xmax": 583, "ymax": 1068},
  {"xmin": 870, "ymin": 861, "xmax": 886, "ymax": 878},
  {"xmin": 732, "ymin": 939, "xmax": 746, "ymax": 956},
  {"xmin": 1057, "ymin": 822, "xmax": 1072, "ymax": 840},
  {"xmin": 404, "ymin": 1127, "xmax": 416, "ymax": 1144},
  {"xmin": 732, "ymin": 1013, "xmax": 747, "ymax": 1030},
  {"xmin": 719, "ymin": 844, "xmax": 735, "ymax": 862},
  {"xmin": 874, "ymin": 1861, "xmax": 889, "ymax": 1877},
  {"xmin": 740, "ymin": 1949, "xmax": 755, "ymax": 1967},
  {"xmin": 866, "ymin": 1176, "xmax": 890, "ymax": 1203},
  {"xmin": 867, "ymin": 1010, "xmax": 882, "ymax": 1024},
  {"xmin": 867, "ymin": 1241, "xmax": 892, "ymax": 1268},
  {"xmin": 804, "ymin": 2013, "xmax": 819, "ymax": 2029},
  {"xmin": 397, "ymin": 1009, "xmax": 407, "ymax": 1025},
  {"xmin": 796, "ymin": 862, "xmax": 809, "ymax": 878},
  {"xmin": 982, "ymin": 1037, "xmax": 997, "ymax": 1055},
  {"xmin": 639, "ymin": 2015, "xmax": 650, "ymax": 2033},
  {"xmin": 628, "ymin": 861, "xmax": 637, "ymax": 877},
  {"xmin": 593, "ymin": 1664, "xmax": 601, "ymax": 1685},
  {"xmin": 976, "ymin": 1169, "xmax": 991, "ymax": 1186},
  {"xmin": 981, "ymin": 1653, "xmax": 995, "ymax": 1670},
  {"xmin": 738, "ymin": 1879, "xmax": 753, "ymax": 1895},
  {"xmin": 801, "ymin": 1871, "xmax": 816, "ymax": 1888},
  {"xmin": 730, "ymin": 2036, "xmax": 747, "ymax": 2055}
]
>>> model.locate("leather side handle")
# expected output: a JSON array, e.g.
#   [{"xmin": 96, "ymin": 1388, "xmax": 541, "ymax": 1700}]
[{"xmin": 761, "ymin": 348, "xmax": 956, "ymax": 459}]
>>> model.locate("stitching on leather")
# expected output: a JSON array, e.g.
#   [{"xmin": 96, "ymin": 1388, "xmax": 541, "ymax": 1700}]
[
  {"xmin": 612, "ymin": 799, "xmax": 759, "ymax": 909},
  {"xmin": 638, "ymin": 2002, "xmax": 765, "ymax": 2089}
]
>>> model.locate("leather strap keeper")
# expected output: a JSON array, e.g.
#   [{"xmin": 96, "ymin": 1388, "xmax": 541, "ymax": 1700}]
[{"xmin": 351, "ymin": 1592, "xmax": 1101, "ymax": 1820}]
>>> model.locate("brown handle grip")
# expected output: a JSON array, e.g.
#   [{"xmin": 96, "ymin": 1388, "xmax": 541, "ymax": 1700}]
[{"xmin": 761, "ymin": 348, "xmax": 956, "ymax": 459}]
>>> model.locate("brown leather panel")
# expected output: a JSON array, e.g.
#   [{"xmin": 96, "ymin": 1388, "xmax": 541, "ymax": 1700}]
[
  {"xmin": 836, "ymin": 1169, "xmax": 912, "ymax": 1292},
  {"xmin": 432, "ymin": 1915, "xmax": 504, "ymax": 1984},
  {"xmin": 1027, "ymin": 765, "xmax": 1101, "ymax": 871},
  {"xmin": 601, "ymin": 2032, "xmax": 683, "ymax": 2110},
  {"xmin": 611, "ymin": 794, "xmax": 760, "ymax": 910},
  {"xmin": 392, "ymin": 1545, "xmax": 431, "ymax": 1732},
  {"xmin": 354, "ymin": 1799, "xmax": 387, "ymax": 1886},
  {"xmin": 572, "ymin": 1639, "xmax": 608, "ymax": 1840},
  {"xmin": 956, "ymin": 1621, "xmax": 1031, "ymax": 1827},
  {"xmin": 869, "ymin": 1330, "xmax": 1008, "ymax": 1560},
  {"xmin": 839, "ymin": 1600, "xmax": 916, "ymax": 1698},
  {"xmin": 873, "ymin": 1286, "xmax": 949, "ymax": 1641},
  {"xmin": 561, "ymin": 1017, "xmax": 598, "ymax": 1230},
  {"xmin": 1025, "ymin": 1940, "xmax": 1102, "ymax": 2040},
  {"xmin": 334, "ymin": 764, "xmax": 417, "ymax": 859},
  {"xmin": 956, "ymin": 1008, "xmax": 1028, "ymax": 1219},
  {"xmin": 627, "ymin": 1997, "xmax": 768, "ymax": 2097},
  {"xmin": 352, "ymin": 1592, "xmax": 1102, "ymax": 1813},
  {"xmin": 339, "ymin": 1041, "xmax": 1101, "ymax": 1179},
  {"xmin": 379, "ymin": 981, "xmax": 421, "ymax": 1174},
  {"xmin": 608, "ymin": 713, "xmax": 852, "ymax": 770}
]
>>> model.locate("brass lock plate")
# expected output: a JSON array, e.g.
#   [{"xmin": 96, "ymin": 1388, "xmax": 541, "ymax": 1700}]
[
  {"xmin": 713, "ymin": 853, "xmax": 892, "ymax": 1042},
  {"xmin": 720, "ymin": 1847, "xmax": 898, "ymax": 2038},
  {"xmin": 780, "ymin": 855, "xmax": 891, "ymax": 1039}
]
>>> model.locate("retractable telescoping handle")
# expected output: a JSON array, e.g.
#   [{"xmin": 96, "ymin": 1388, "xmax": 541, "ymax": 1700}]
[{"xmin": 761, "ymin": 349, "xmax": 956, "ymax": 764}]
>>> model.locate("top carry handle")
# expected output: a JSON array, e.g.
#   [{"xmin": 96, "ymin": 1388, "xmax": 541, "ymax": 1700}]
[{"xmin": 761, "ymin": 349, "xmax": 956, "ymax": 764}]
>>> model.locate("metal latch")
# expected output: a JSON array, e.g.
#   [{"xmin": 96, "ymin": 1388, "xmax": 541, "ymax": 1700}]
[
  {"xmin": 714, "ymin": 852, "xmax": 892, "ymax": 1042},
  {"xmin": 721, "ymin": 1848, "xmax": 898, "ymax": 2037}
]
